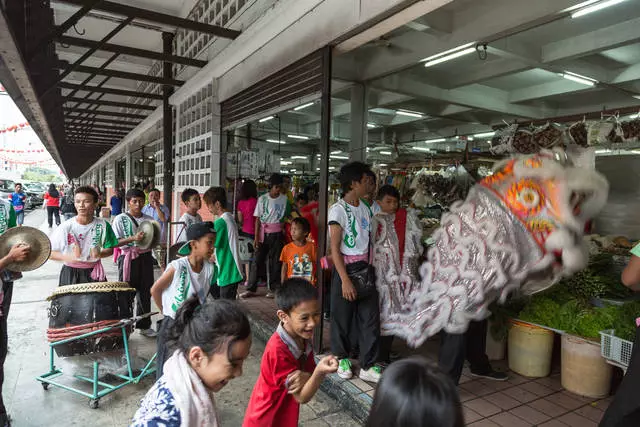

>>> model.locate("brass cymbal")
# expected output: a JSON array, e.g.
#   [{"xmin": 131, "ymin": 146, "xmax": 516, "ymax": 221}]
[
  {"xmin": 136, "ymin": 220, "xmax": 161, "ymax": 250},
  {"xmin": 0, "ymin": 226, "xmax": 51, "ymax": 272}
]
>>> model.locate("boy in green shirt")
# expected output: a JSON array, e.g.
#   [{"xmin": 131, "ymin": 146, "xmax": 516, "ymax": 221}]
[{"xmin": 203, "ymin": 187, "xmax": 243, "ymax": 299}]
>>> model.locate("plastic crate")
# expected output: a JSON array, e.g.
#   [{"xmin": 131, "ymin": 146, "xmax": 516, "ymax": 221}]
[{"xmin": 600, "ymin": 329, "xmax": 634, "ymax": 369}]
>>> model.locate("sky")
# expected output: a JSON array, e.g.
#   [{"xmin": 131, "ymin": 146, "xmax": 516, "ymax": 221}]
[{"xmin": 0, "ymin": 82, "xmax": 60, "ymax": 175}]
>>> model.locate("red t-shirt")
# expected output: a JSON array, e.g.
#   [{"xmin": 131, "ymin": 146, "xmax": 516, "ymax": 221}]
[{"xmin": 243, "ymin": 331, "xmax": 316, "ymax": 427}]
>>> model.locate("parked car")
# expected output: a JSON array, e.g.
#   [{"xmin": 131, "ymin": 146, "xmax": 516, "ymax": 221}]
[
  {"xmin": 0, "ymin": 178, "xmax": 15, "ymax": 202},
  {"xmin": 23, "ymin": 184, "xmax": 44, "ymax": 210}
]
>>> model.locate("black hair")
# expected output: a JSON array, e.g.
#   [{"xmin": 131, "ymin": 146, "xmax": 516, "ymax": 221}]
[
  {"xmin": 268, "ymin": 173, "xmax": 284, "ymax": 188},
  {"xmin": 203, "ymin": 186, "xmax": 227, "ymax": 208},
  {"xmin": 304, "ymin": 183, "xmax": 320, "ymax": 201},
  {"xmin": 377, "ymin": 184, "xmax": 400, "ymax": 201},
  {"xmin": 338, "ymin": 162, "xmax": 370, "ymax": 196},
  {"xmin": 181, "ymin": 188, "xmax": 200, "ymax": 203},
  {"xmin": 365, "ymin": 169, "xmax": 377, "ymax": 184},
  {"xmin": 75, "ymin": 185, "xmax": 99, "ymax": 203},
  {"xmin": 168, "ymin": 297, "xmax": 251, "ymax": 360},
  {"xmin": 365, "ymin": 357, "xmax": 464, "ymax": 427},
  {"xmin": 15, "ymin": 183, "xmax": 22, "ymax": 187},
  {"xmin": 295, "ymin": 193, "xmax": 308, "ymax": 204},
  {"xmin": 48, "ymin": 183, "xmax": 60, "ymax": 198},
  {"xmin": 125, "ymin": 188, "xmax": 146, "ymax": 201},
  {"xmin": 276, "ymin": 278, "xmax": 318, "ymax": 313},
  {"xmin": 291, "ymin": 216, "xmax": 310, "ymax": 235},
  {"xmin": 149, "ymin": 188, "xmax": 161, "ymax": 195},
  {"xmin": 240, "ymin": 180, "xmax": 258, "ymax": 200}
]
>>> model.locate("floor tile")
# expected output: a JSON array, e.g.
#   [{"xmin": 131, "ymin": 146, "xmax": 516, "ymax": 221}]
[
  {"xmin": 534, "ymin": 376, "xmax": 564, "ymax": 392},
  {"xmin": 549, "ymin": 392, "xmax": 587, "ymax": 411},
  {"xmin": 461, "ymin": 381, "xmax": 495, "ymax": 397},
  {"xmin": 350, "ymin": 377, "xmax": 373, "ymax": 392},
  {"xmin": 508, "ymin": 387, "xmax": 540, "ymax": 404},
  {"xmin": 459, "ymin": 387, "xmax": 477, "ymax": 403},
  {"xmin": 574, "ymin": 405, "xmax": 605, "ymax": 422},
  {"xmin": 485, "ymin": 391, "xmax": 522, "ymax": 410},
  {"xmin": 464, "ymin": 407, "xmax": 484, "ymax": 424},
  {"xmin": 509, "ymin": 405, "xmax": 551, "ymax": 425},
  {"xmin": 489, "ymin": 412, "xmax": 533, "ymax": 427},
  {"xmin": 557, "ymin": 412, "xmax": 598, "ymax": 427},
  {"xmin": 528, "ymin": 398, "xmax": 569, "ymax": 418},
  {"xmin": 520, "ymin": 381, "xmax": 555, "ymax": 397},
  {"xmin": 468, "ymin": 420, "xmax": 501, "ymax": 427},
  {"xmin": 465, "ymin": 398, "xmax": 503, "ymax": 417},
  {"xmin": 538, "ymin": 420, "xmax": 570, "ymax": 427}
]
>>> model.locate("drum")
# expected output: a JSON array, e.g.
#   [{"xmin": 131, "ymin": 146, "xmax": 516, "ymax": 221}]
[{"xmin": 47, "ymin": 282, "xmax": 136, "ymax": 357}]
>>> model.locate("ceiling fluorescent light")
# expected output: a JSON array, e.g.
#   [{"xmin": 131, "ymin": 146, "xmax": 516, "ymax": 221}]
[
  {"xmin": 331, "ymin": 150, "xmax": 342, "ymax": 154},
  {"xmin": 561, "ymin": 71, "xmax": 598, "ymax": 86},
  {"xmin": 367, "ymin": 123, "xmax": 377, "ymax": 128},
  {"xmin": 280, "ymin": 170, "xmax": 288, "ymax": 174},
  {"xmin": 425, "ymin": 138, "xmax": 446, "ymax": 143},
  {"xmin": 413, "ymin": 147, "xmax": 431, "ymax": 152},
  {"xmin": 564, "ymin": 0, "xmax": 600, "ymax": 12},
  {"xmin": 633, "ymin": 95, "xmax": 640, "ymax": 100},
  {"xmin": 396, "ymin": 110, "xmax": 423, "ymax": 118},
  {"xmin": 330, "ymin": 155, "xmax": 349, "ymax": 160},
  {"xmin": 380, "ymin": 151, "xmax": 392, "ymax": 155},
  {"xmin": 571, "ymin": 0, "xmax": 629, "ymax": 18},
  {"xmin": 291, "ymin": 155, "xmax": 307, "ymax": 160},
  {"xmin": 266, "ymin": 139, "xmax": 285, "ymax": 144},
  {"xmin": 473, "ymin": 132, "xmax": 496, "ymax": 138},
  {"xmin": 293, "ymin": 102, "xmax": 314, "ymax": 111},
  {"xmin": 288, "ymin": 134, "xmax": 310, "ymax": 140},
  {"xmin": 378, "ymin": 163, "xmax": 388, "ymax": 166},
  {"xmin": 422, "ymin": 42, "xmax": 475, "ymax": 62},
  {"xmin": 281, "ymin": 161, "xmax": 292, "ymax": 165},
  {"xmin": 424, "ymin": 46, "xmax": 476, "ymax": 68},
  {"xmin": 259, "ymin": 116, "xmax": 274, "ymax": 123}
]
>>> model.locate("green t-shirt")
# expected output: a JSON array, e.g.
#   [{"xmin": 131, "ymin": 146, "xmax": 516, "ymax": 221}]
[{"xmin": 213, "ymin": 212, "xmax": 243, "ymax": 286}]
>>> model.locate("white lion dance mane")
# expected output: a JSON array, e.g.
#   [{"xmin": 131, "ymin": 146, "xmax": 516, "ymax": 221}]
[{"xmin": 377, "ymin": 148, "xmax": 609, "ymax": 348}]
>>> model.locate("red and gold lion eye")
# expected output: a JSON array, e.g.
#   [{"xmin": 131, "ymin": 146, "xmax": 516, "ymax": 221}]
[{"xmin": 506, "ymin": 180, "xmax": 545, "ymax": 214}]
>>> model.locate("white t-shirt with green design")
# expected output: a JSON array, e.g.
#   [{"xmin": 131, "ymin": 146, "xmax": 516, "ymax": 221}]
[
  {"xmin": 328, "ymin": 199, "xmax": 372, "ymax": 256},
  {"xmin": 161, "ymin": 257, "xmax": 214, "ymax": 318},
  {"xmin": 51, "ymin": 217, "xmax": 119, "ymax": 261},
  {"xmin": 253, "ymin": 193, "xmax": 290, "ymax": 224},
  {"xmin": 112, "ymin": 212, "xmax": 154, "ymax": 246}
]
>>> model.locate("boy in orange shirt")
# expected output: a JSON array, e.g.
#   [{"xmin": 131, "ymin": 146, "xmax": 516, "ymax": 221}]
[{"xmin": 280, "ymin": 217, "xmax": 316, "ymax": 285}]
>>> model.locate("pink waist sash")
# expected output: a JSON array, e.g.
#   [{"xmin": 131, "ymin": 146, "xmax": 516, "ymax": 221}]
[
  {"xmin": 120, "ymin": 246, "xmax": 151, "ymax": 282},
  {"xmin": 259, "ymin": 222, "xmax": 284, "ymax": 243},
  {"xmin": 65, "ymin": 260, "xmax": 106, "ymax": 282}
]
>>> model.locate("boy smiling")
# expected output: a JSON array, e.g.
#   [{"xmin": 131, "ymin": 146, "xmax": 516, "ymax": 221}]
[{"xmin": 243, "ymin": 279, "xmax": 338, "ymax": 427}]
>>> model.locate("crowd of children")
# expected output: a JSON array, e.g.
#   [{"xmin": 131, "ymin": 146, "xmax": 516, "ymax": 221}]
[{"xmin": 39, "ymin": 169, "xmax": 462, "ymax": 426}]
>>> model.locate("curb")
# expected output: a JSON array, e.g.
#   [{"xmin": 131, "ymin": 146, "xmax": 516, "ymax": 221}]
[{"xmin": 246, "ymin": 313, "xmax": 372, "ymax": 424}]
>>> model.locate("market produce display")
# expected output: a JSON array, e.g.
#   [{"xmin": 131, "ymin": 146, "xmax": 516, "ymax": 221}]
[{"xmin": 389, "ymin": 148, "xmax": 609, "ymax": 347}]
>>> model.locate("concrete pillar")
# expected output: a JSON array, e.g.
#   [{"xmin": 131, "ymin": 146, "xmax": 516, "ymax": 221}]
[
  {"xmin": 125, "ymin": 149, "xmax": 132, "ymax": 190},
  {"xmin": 348, "ymin": 83, "xmax": 368, "ymax": 162},
  {"xmin": 211, "ymin": 80, "xmax": 224, "ymax": 186}
]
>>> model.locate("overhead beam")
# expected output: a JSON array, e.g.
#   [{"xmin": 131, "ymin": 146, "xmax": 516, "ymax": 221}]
[
  {"xmin": 66, "ymin": 123, "xmax": 135, "ymax": 132},
  {"xmin": 58, "ymin": 35, "xmax": 207, "ymax": 68},
  {"xmin": 64, "ymin": 107, "xmax": 148, "ymax": 119},
  {"xmin": 67, "ymin": 131, "xmax": 128, "ymax": 139},
  {"xmin": 444, "ymin": 59, "xmax": 532, "ymax": 89},
  {"xmin": 542, "ymin": 17, "xmax": 640, "ymax": 64},
  {"xmin": 67, "ymin": 134, "xmax": 120, "ymax": 142},
  {"xmin": 65, "ymin": 116, "xmax": 142, "ymax": 126},
  {"xmin": 59, "ymin": 82, "xmax": 163, "ymax": 100},
  {"xmin": 28, "ymin": 0, "xmax": 102, "ymax": 61},
  {"xmin": 62, "ymin": 96, "xmax": 157, "ymax": 110},
  {"xmin": 55, "ymin": 17, "xmax": 133, "ymax": 86},
  {"xmin": 371, "ymin": 75, "xmax": 551, "ymax": 119},
  {"xmin": 56, "ymin": 62, "xmax": 184, "ymax": 86},
  {"xmin": 58, "ymin": 0, "xmax": 241, "ymax": 39}
]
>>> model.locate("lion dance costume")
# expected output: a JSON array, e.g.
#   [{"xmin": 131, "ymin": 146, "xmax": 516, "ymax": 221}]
[{"xmin": 375, "ymin": 148, "xmax": 609, "ymax": 347}]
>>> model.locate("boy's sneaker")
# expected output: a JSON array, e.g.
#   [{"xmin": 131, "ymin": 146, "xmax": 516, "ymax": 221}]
[
  {"xmin": 265, "ymin": 292, "xmax": 275, "ymax": 298},
  {"xmin": 239, "ymin": 290, "xmax": 256, "ymax": 299},
  {"xmin": 359, "ymin": 366, "xmax": 382, "ymax": 383},
  {"xmin": 470, "ymin": 368, "xmax": 508, "ymax": 381},
  {"xmin": 337, "ymin": 359, "xmax": 353, "ymax": 379}
]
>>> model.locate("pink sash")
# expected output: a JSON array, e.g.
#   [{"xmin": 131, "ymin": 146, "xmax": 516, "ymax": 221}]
[
  {"xmin": 259, "ymin": 222, "xmax": 284, "ymax": 243},
  {"xmin": 65, "ymin": 260, "xmax": 107, "ymax": 282},
  {"xmin": 120, "ymin": 246, "xmax": 150, "ymax": 282}
]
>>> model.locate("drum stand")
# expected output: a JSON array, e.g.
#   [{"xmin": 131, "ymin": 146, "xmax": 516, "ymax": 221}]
[{"xmin": 35, "ymin": 314, "xmax": 157, "ymax": 409}]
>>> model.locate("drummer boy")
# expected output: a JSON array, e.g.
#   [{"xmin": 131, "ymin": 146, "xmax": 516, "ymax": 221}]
[
  {"xmin": 50, "ymin": 186, "xmax": 119, "ymax": 286},
  {"xmin": 112, "ymin": 189, "xmax": 156, "ymax": 338}
]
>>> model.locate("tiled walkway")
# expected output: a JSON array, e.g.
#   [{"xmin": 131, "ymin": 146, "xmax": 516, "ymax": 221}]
[{"xmin": 239, "ymin": 289, "xmax": 613, "ymax": 427}]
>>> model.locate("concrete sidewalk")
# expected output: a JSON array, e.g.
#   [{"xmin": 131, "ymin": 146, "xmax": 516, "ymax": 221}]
[{"xmin": 4, "ymin": 209, "xmax": 360, "ymax": 426}]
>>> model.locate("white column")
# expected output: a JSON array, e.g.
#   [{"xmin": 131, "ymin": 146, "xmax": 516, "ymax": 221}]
[{"xmin": 349, "ymin": 83, "xmax": 368, "ymax": 162}]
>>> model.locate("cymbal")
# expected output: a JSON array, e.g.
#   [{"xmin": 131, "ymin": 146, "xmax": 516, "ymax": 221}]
[
  {"xmin": 136, "ymin": 220, "xmax": 161, "ymax": 250},
  {"xmin": 0, "ymin": 226, "xmax": 51, "ymax": 272}
]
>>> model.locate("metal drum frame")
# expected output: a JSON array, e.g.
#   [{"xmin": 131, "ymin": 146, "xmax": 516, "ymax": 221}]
[{"xmin": 35, "ymin": 314, "xmax": 157, "ymax": 409}]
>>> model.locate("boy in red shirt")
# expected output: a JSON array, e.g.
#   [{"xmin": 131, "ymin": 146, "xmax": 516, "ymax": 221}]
[
  {"xmin": 243, "ymin": 279, "xmax": 338, "ymax": 427},
  {"xmin": 280, "ymin": 217, "xmax": 316, "ymax": 285}
]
